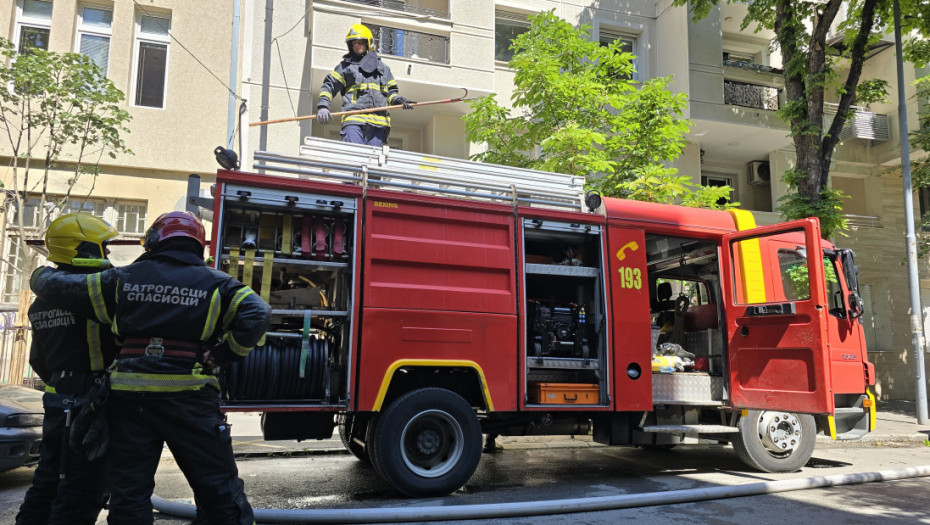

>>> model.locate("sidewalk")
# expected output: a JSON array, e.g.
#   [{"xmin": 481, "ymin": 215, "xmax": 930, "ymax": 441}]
[{"xmin": 224, "ymin": 400, "xmax": 930, "ymax": 458}]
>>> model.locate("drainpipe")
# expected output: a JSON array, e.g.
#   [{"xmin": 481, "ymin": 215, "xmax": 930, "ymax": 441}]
[
  {"xmin": 894, "ymin": 0, "xmax": 929, "ymax": 424},
  {"xmin": 258, "ymin": 0, "xmax": 274, "ymax": 170}
]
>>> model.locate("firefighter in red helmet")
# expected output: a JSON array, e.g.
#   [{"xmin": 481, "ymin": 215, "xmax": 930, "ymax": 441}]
[
  {"xmin": 30, "ymin": 211, "xmax": 271, "ymax": 525},
  {"xmin": 16, "ymin": 213, "xmax": 119, "ymax": 525}
]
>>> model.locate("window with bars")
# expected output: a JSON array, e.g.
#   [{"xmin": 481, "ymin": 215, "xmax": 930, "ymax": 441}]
[
  {"xmin": 11, "ymin": 196, "xmax": 145, "ymax": 234},
  {"xmin": 76, "ymin": 4, "xmax": 113, "ymax": 74},
  {"xmin": 494, "ymin": 11, "xmax": 530, "ymax": 63},
  {"xmin": 16, "ymin": 0, "xmax": 53, "ymax": 53},
  {"xmin": 598, "ymin": 27, "xmax": 639, "ymax": 81},
  {"xmin": 133, "ymin": 13, "xmax": 171, "ymax": 108}
]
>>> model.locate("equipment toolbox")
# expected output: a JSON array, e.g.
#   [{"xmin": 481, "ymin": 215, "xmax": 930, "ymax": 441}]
[{"xmin": 529, "ymin": 383, "xmax": 600, "ymax": 405}]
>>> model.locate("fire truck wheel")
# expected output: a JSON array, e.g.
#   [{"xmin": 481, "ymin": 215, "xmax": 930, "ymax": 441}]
[
  {"xmin": 370, "ymin": 388, "xmax": 482, "ymax": 497},
  {"xmin": 338, "ymin": 414, "xmax": 371, "ymax": 464},
  {"xmin": 732, "ymin": 410, "xmax": 816, "ymax": 473}
]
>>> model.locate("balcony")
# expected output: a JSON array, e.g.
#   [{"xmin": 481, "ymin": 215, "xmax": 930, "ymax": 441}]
[
  {"xmin": 369, "ymin": 24, "xmax": 449, "ymax": 64},
  {"xmin": 723, "ymin": 58, "xmax": 782, "ymax": 75},
  {"xmin": 343, "ymin": 0, "xmax": 450, "ymax": 19},
  {"xmin": 824, "ymin": 103, "xmax": 891, "ymax": 142},
  {"xmin": 724, "ymin": 80, "xmax": 781, "ymax": 111}
]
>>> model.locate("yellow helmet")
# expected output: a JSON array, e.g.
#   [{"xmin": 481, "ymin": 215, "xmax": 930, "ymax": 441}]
[
  {"xmin": 46, "ymin": 213, "xmax": 118, "ymax": 268},
  {"xmin": 345, "ymin": 23, "xmax": 374, "ymax": 52}
]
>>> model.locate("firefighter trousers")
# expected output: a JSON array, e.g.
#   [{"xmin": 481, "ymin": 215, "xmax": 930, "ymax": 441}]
[
  {"xmin": 105, "ymin": 389, "xmax": 254, "ymax": 525},
  {"xmin": 16, "ymin": 394, "xmax": 107, "ymax": 525}
]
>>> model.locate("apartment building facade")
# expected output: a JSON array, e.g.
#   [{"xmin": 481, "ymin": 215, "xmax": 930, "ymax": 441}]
[
  {"xmin": 0, "ymin": 0, "xmax": 234, "ymax": 382},
  {"xmin": 0, "ymin": 0, "xmax": 925, "ymax": 399}
]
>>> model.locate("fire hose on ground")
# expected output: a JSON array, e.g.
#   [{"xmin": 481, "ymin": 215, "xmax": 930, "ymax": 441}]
[{"xmin": 152, "ymin": 465, "xmax": 930, "ymax": 523}]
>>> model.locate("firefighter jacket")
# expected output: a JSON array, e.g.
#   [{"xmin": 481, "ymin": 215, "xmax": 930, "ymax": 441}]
[
  {"xmin": 28, "ymin": 266, "xmax": 118, "ymax": 395},
  {"xmin": 30, "ymin": 248, "xmax": 271, "ymax": 396},
  {"xmin": 318, "ymin": 50, "xmax": 401, "ymax": 129}
]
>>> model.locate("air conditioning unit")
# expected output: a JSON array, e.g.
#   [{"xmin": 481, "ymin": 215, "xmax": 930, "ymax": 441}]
[{"xmin": 748, "ymin": 161, "xmax": 771, "ymax": 186}]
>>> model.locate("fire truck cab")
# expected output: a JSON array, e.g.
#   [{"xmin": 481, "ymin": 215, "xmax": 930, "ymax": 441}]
[{"xmin": 201, "ymin": 138, "xmax": 875, "ymax": 497}]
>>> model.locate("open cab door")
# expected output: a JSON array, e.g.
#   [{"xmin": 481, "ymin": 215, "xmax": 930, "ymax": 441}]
[{"xmin": 722, "ymin": 218, "xmax": 834, "ymax": 415}]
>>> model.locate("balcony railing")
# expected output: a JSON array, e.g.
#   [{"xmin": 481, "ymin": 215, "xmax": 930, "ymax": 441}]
[
  {"xmin": 724, "ymin": 80, "xmax": 781, "ymax": 110},
  {"xmin": 370, "ymin": 24, "xmax": 449, "ymax": 64},
  {"xmin": 824, "ymin": 103, "xmax": 890, "ymax": 142},
  {"xmin": 723, "ymin": 59, "xmax": 783, "ymax": 75},
  {"xmin": 343, "ymin": 0, "xmax": 450, "ymax": 19}
]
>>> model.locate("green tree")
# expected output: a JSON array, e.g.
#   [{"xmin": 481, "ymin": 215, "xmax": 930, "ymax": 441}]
[
  {"xmin": 0, "ymin": 37, "xmax": 132, "ymax": 296},
  {"xmin": 674, "ymin": 0, "xmax": 930, "ymax": 238},
  {"xmin": 463, "ymin": 10, "xmax": 734, "ymax": 209}
]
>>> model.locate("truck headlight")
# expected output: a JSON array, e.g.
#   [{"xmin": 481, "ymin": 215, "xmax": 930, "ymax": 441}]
[{"xmin": 4, "ymin": 413, "xmax": 44, "ymax": 427}]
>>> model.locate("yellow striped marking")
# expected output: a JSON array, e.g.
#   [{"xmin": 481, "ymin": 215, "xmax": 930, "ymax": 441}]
[
  {"xmin": 727, "ymin": 209, "xmax": 766, "ymax": 303},
  {"xmin": 372, "ymin": 359, "xmax": 494, "ymax": 412}
]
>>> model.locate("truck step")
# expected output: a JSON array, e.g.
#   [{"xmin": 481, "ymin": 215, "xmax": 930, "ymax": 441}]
[{"xmin": 641, "ymin": 424, "xmax": 739, "ymax": 434}]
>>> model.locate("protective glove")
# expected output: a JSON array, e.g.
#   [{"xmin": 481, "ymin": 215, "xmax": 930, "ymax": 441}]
[
  {"xmin": 317, "ymin": 107, "xmax": 331, "ymax": 124},
  {"xmin": 394, "ymin": 96, "xmax": 415, "ymax": 110},
  {"xmin": 69, "ymin": 376, "xmax": 110, "ymax": 461}
]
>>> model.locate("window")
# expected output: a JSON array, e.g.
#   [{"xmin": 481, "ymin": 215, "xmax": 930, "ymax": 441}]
[
  {"xmin": 116, "ymin": 202, "xmax": 146, "ymax": 234},
  {"xmin": 701, "ymin": 174, "xmax": 734, "ymax": 207},
  {"xmin": 133, "ymin": 13, "xmax": 171, "ymax": 108},
  {"xmin": 76, "ymin": 4, "xmax": 113, "ymax": 74},
  {"xmin": 495, "ymin": 11, "xmax": 529, "ymax": 63},
  {"xmin": 2, "ymin": 240, "xmax": 26, "ymax": 304},
  {"xmin": 369, "ymin": 24, "xmax": 450, "ymax": 64},
  {"xmin": 599, "ymin": 28, "xmax": 638, "ymax": 81},
  {"xmin": 16, "ymin": 0, "xmax": 53, "ymax": 53}
]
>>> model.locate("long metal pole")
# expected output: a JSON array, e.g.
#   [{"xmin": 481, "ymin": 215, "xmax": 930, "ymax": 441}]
[
  {"xmin": 258, "ymin": 0, "xmax": 274, "ymax": 168},
  {"xmin": 894, "ymin": 0, "xmax": 929, "ymax": 424},
  {"xmin": 226, "ymin": 0, "xmax": 241, "ymax": 149}
]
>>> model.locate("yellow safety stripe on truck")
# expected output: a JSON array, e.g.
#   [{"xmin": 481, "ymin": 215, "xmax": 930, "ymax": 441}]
[
  {"xmin": 242, "ymin": 249, "xmax": 255, "ymax": 287},
  {"xmin": 282, "ymin": 215, "xmax": 293, "ymax": 256},
  {"xmin": 261, "ymin": 253, "xmax": 274, "ymax": 302},
  {"xmin": 827, "ymin": 415, "xmax": 837, "ymax": 440},
  {"xmin": 228, "ymin": 247, "xmax": 240, "ymax": 279},
  {"xmin": 868, "ymin": 390, "xmax": 877, "ymax": 431},
  {"xmin": 373, "ymin": 359, "xmax": 494, "ymax": 412},
  {"xmin": 726, "ymin": 209, "xmax": 766, "ymax": 303}
]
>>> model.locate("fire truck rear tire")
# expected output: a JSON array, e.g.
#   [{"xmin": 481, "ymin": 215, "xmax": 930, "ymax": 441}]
[
  {"xmin": 732, "ymin": 410, "xmax": 816, "ymax": 473},
  {"xmin": 370, "ymin": 388, "xmax": 482, "ymax": 497}
]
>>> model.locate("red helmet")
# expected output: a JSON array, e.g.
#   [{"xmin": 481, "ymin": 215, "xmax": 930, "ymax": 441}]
[{"xmin": 142, "ymin": 211, "xmax": 206, "ymax": 251}]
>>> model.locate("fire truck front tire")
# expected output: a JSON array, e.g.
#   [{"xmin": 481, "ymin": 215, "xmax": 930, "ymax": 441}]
[
  {"xmin": 370, "ymin": 388, "xmax": 482, "ymax": 497},
  {"xmin": 732, "ymin": 410, "xmax": 816, "ymax": 473}
]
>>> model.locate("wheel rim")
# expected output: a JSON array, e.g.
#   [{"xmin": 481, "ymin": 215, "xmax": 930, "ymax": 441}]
[
  {"xmin": 756, "ymin": 411, "xmax": 802, "ymax": 456},
  {"xmin": 399, "ymin": 409, "xmax": 464, "ymax": 478}
]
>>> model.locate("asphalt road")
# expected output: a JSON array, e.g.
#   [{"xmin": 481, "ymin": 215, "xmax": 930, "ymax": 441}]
[{"xmin": 3, "ymin": 443, "xmax": 930, "ymax": 524}]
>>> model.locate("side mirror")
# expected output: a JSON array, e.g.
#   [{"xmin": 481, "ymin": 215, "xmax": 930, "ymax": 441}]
[{"xmin": 847, "ymin": 292, "xmax": 863, "ymax": 319}]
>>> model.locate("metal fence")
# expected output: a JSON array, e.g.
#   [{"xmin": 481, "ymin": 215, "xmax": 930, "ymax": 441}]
[
  {"xmin": 369, "ymin": 24, "xmax": 450, "ymax": 64},
  {"xmin": 724, "ymin": 80, "xmax": 781, "ymax": 111}
]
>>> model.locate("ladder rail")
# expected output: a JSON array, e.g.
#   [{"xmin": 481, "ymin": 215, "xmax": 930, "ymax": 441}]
[{"xmin": 255, "ymin": 139, "xmax": 588, "ymax": 212}]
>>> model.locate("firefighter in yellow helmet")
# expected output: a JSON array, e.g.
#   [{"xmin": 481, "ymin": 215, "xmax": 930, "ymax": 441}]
[
  {"xmin": 30, "ymin": 212, "xmax": 271, "ymax": 524},
  {"xmin": 17, "ymin": 213, "xmax": 119, "ymax": 525},
  {"xmin": 316, "ymin": 23, "xmax": 415, "ymax": 145}
]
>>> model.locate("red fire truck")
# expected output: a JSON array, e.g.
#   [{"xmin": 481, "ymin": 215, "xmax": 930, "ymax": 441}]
[{"xmin": 198, "ymin": 138, "xmax": 875, "ymax": 497}]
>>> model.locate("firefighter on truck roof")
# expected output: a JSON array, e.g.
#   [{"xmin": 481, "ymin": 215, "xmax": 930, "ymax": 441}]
[
  {"xmin": 316, "ymin": 23, "xmax": 415, "ymax": 145},
  {"xmin": 30, "ymin": 211, "xmax": 272, "ymax": 525},
  {"xmin": 16, "ymin": 213, "xmax": 119, "ymax": 525}
]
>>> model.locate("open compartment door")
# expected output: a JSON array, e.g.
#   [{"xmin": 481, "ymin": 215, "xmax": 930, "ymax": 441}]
[{"xmin": 722, "ymin": 218, "xmax": 834, "ymax": 414}]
